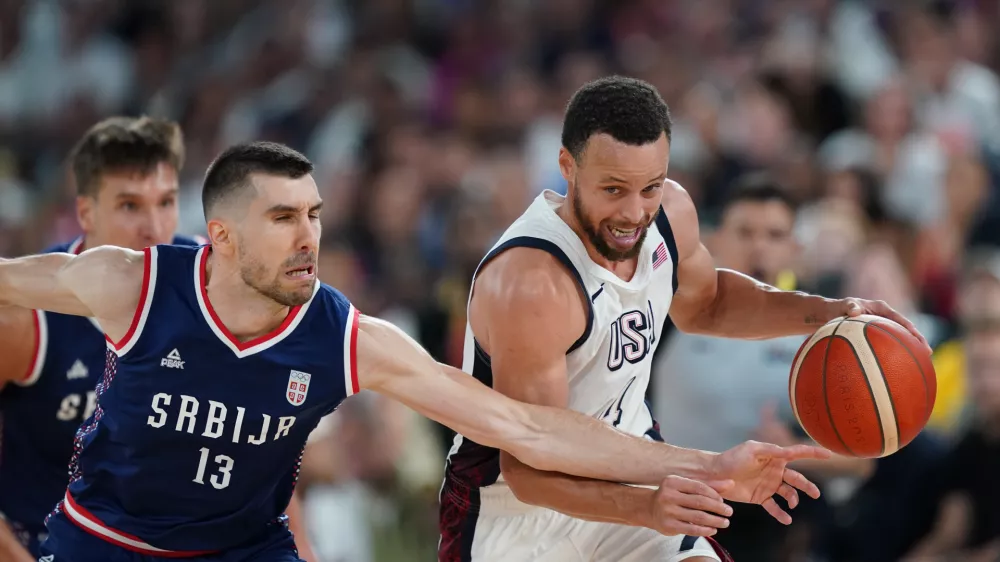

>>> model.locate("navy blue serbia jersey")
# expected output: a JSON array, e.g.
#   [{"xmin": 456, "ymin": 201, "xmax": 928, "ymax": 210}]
[
  {"xmin": 54, "ymin": 244, "xmax": 358, "ymax": 555},
  {"xmin": 0, "ymin": 235, "xmax": 202, "ymax": 554}
]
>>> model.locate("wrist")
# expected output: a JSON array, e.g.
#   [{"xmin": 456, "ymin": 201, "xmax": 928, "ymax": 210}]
[{"xmin": 804, "ymin": 297, "xmax": 843, "ymax": 327}]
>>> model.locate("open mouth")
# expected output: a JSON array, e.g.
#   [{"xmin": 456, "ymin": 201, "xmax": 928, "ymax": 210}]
[
  {"xmin": 606, "ymin": 225, "xmax": 642, "ymax": 246},
  {"xmin": 285, "ymin": 265, "xmax": 315, "ymax": 279}
]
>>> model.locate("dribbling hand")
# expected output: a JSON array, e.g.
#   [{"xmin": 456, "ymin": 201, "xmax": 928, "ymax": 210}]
[
  {"xmin": 840, "ymin": 297, "xmax": 932, "ymax": 354},
  {"xmin": 707, "ymin": 440, "xmax": 831, "ymax": 525},
  {"xmin": 642, "ymin": 475, "xmax": 735, "ymax": 537}
]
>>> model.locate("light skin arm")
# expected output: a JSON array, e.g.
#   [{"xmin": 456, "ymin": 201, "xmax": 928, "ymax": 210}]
[
  {"xmin": 286, "ymin": 492, "xmax": 317, "ymax": 562},
  {"xmin": 664, "ymin": 183, "xmax": 929, "ymax": 350},
  {"xmin": 481, "ymin": 249, "xmax": 732, "ymax": 536},
  {"xmin": 356, "ymin": 311, "xmax": 719, "ymax": 485},
  {"xmin": 0, "ymin": 247, "xmax": 145, "ymax": 342},
  {"xmin": 0, "ymin": 522, "xmax": 34, "ymax": 562}
]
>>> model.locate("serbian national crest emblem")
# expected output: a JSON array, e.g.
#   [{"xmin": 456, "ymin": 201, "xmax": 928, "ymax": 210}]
[{"xmin": 286, "ymin": 370, "xmax": 311, "ymax": 406}]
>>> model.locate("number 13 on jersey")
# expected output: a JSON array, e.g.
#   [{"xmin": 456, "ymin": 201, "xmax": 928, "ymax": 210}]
[{"xmin": 194, "ymin": 447, "xmax": 234, "ymax": 490}]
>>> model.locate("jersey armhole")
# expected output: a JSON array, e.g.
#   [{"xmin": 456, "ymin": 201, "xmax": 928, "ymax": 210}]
[
  {"xmin": 342, "ymin": 304, "xmax": 360, "ymax": 398},
  {"xmin": 15, "ymin": 309, "xmax": 48, "ymax": 387},
  {"xmin": 654, "ymin": 207, "xmax": 680, "ymax": 294},
  {"xmin": 472, "ymin": 236, "xmax": 594, "ymax": 354},
  {"xmin": 105, "ymin": 246, "xmax": 158, "ymax": 357}
]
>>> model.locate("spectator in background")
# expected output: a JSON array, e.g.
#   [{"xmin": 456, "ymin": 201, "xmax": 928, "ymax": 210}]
[{"xmin": 904, "ymin": 249, "xmax": 1000, "ymax": 562}]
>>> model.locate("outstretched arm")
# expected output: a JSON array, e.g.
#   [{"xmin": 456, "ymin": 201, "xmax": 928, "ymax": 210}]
[
  {"xmin": 0, "ymin": 521, "xmax": 33, "ymax": 562},
  {"xmin": 0, "ymin": 246, "xmax": 145, "ymax": 343},
  {"xmin": 356, "ymin": 311, "xmax": 716, "ymax": 486},
  {"xmin": 663, "ymin": 181, "xmax": 928, "ymax": 350}
]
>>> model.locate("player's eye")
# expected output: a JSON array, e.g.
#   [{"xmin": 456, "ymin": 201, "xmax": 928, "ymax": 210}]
[
  {"xmin": 274, "ymin": 215, "xmax": 291, "ymax": 222},
  {"xmin": 642, "ymin": 184, "xmax": 659, "ymax": 193},
  {"xmin": 604, "ymin": 187, "xmax": 620, "ymax": 195},
  {"xmin": 160, "ymin": 199, "xmax": 176, "ymax": 208},
  {"xmin": 120, "ymin": 202, "xmax": 138, "ymax": 211}
]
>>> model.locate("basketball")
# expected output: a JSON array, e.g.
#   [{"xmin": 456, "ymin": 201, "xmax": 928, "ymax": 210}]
[{"xmin": 789, "ymin": 314, "xmax": 937, "ymax": 458}]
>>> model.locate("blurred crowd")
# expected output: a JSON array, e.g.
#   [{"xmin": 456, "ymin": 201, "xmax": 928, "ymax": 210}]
[{"xmin": 2, "ymin": 0, "xmax": 1000, "ymax": 560}]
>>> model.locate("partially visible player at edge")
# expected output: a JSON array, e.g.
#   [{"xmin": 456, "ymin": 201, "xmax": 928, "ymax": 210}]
[
  {"xmin": 4, "ymin": 141, "xmax": 826, "ymax": 561},
  {"xmin": 0, "ymin": 119, "xmax": 316, "ymax": 561},
  {"xmin": 438, "ymin": 76, "xmax": 931, "ymax": 562}
]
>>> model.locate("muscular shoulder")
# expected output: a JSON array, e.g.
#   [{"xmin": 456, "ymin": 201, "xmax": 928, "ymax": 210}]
[
  {"xmin": 471, "ymin": 247, "xmax": 587, "ymax": 355},
  {"xmin": 660, "ymin": 179, "xmax": 702, "ymax": 262}
]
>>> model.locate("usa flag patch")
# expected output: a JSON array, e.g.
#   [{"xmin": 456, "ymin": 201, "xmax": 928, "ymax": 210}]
[{"xmin": 652, "ymin": 242, "xmax": 669, "ymax": 270}]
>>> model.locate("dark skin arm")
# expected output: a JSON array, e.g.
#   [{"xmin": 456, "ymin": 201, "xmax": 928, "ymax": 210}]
[{"xmin": 664, "ymin": 183, "xmax": 930, "ymax": 351}]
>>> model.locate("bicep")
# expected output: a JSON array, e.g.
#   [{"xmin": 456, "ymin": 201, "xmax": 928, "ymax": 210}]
[{"xmin": 669, "ymin": 241, "xmax": 718, "ymax": 324}]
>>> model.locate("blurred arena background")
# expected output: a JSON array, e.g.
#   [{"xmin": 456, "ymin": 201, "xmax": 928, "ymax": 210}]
[{"xmin": 2, "ymin": 0, "xmax": 1000, "ymax": 560}]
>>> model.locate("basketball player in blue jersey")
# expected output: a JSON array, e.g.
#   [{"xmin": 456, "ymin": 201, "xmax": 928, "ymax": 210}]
[
  {"xmin": 0, "ymin": 120, "xmax": 312, "ymax": 561},
  {"xmin": 439, "ymin": 76, "xmax": 932, "ymax": 562},
  {"xmin": 1, "ymin": 141, "xmax": 833, "ymax": 561}
]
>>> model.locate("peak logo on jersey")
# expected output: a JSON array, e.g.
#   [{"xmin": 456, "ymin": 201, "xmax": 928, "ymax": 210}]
[
  {"xmin": 66, "ymin": 359, "xmax": 89, "ymax": 379},
  {"xmin": 161, "ymin": 348, "xmax": 185, "ymax": 369},
  {"xmin": 286, "ymin": 370, "xmax": 311, "ymax": 406}
]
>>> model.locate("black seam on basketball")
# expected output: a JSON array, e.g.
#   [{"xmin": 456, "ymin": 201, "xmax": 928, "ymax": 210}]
[
  {"xmin": 862, "ymin": 322, "xmax": 900, "ymax": 452},
  {"xmin": 823, "ymin": 319, "xmax": 856, "ymax": 456},
  {"xmin": 866, "ymin": 321, "xmax": 932, "ymax": 430},
  {"xmin": 832, "ymin": 332, "xmax": 885, "ymax": 457}
]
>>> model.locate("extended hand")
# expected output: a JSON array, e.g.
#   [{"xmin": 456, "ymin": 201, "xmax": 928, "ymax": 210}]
[
  {"xmin": 643, "ymin": 475, "xmax": 735, "ymax": 538},
  {"xmin": 840, "ymin": 298, "xmax": 931, "ymax": 354},
  {"xmin": 707, "ymin": 441, "xmax": 831, "ymax": 525}
]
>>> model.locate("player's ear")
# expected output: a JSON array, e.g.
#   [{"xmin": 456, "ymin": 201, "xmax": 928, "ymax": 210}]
[
  {"xmin": 557, "ymin": 147, "xmax": 576, "ymax": 183},
  {"xmin": 76, "ymin": 195, "xmax": 95, "ymax": 234},
  {"xmin": 205, "ymin": 219, "xmax": 233, "ymax": 255}
]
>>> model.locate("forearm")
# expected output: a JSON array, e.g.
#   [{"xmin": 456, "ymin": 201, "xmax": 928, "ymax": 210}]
[
  {"xmin": 0, "ymin": 522, "xmax": 34, "ymax": 562},
  {"xmin": 0, "ymin": 254, "xmax": 88, "ymax": 314},
  {"xmin": 501, "ymin": 452, "xmax": 653, "ymax": 526},
  {"xmin": 286, "ymin": 491, "xmax": 317, "ymax": 562},
  {"xmin": 692, "ymin": 269, "xmax": 839, "ymax": 339},
  {"xmin": 514, "ymin": 403, "xmax": 716, "ymax": 486}
]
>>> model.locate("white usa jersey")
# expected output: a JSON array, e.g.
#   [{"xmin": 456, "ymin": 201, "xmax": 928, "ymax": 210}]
[{"xmin": 443, "ymin": 188, "xmax": 680, "ymax": 500}]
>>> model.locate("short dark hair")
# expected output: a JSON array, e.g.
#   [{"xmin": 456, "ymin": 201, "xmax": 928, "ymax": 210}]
[
  {"xmin": 202, "ymin": 141, "xmax": 314, "ymax": 219},
  {"xmin": 561, "ymin": 75, "xmax": 672, "ymax": 161},
  {"xmin": 70, "ymin": 116, "xmax": 184, "ymax": 197},
  {"xmin": 722, "ymin": 173, "xmax": 798, "ymax": 215}
]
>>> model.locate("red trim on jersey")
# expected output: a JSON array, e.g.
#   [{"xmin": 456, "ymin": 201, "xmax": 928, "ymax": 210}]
[
  {"xmin": 349, "ymin": 307, "xmax": 360, "ymax": 394},
  {"xmin": 198, "ymin": 247, "xmax": 305, "ymax": 351},
  {"xmin": 20, "ymin": 310, "xmax": 42, "ymax": 382},
  {"xmin": 68, "ymin": 237, "xmax": 85, "ymax": 255},
  {"xmin": 63, "ymin": 493, "xmax": 216, "ymax": 557},
  {"xmin": 105, "ymin": 247, "xmax": 152, "ymax": 350}
]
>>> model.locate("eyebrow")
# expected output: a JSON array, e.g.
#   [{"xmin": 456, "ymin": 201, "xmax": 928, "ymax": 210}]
[
  {"xmin": 601, "ymin": 174, "xmax": 666, "ymax": 184},
  {"xmin": 265, "ymin": 201, "xmax": 324, "ymax": 214},
  {"xmin": 115, "ymin": 188, "xmax": 179, "ymax": 199}
]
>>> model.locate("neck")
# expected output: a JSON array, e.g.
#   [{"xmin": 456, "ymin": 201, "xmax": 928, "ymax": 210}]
[
  {"xmin": 204, "ymin": 253, "xmax": 292, "ymax": 342},
  {"xmin": 555, "ymin": 200, "xmax": 638, "ymax": 281}
]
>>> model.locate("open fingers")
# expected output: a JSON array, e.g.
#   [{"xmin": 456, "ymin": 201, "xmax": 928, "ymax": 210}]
[
  {"xmin": 663, "ymin": 476, "xmax": 726, "ymax": 502},
  {"xmin": 777, "ymin": 483, "xmax": 799, "ymax": 509},
  {"xmin": 783, "ymin": 468, "xmax": 822, "ymax": 500},
  {"xmin": 757, "ymin": 443, "xmax": 831, "ymax": 461},
  {"xmin": 761, "ymin": 497, "xmax": 792, "ymax": 525},
  {"xmin": 671, "ymin": 506, "xmax": 731, "ymax": 531}
]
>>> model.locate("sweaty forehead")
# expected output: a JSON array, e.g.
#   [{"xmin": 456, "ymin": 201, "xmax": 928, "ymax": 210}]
[
  {"xmin": 580, "ymin": 133, "xmax": 669, "ymax": 177},
  {"xmin": 246, "ymin": 173, "xmax": 321, "ymax": 210}
]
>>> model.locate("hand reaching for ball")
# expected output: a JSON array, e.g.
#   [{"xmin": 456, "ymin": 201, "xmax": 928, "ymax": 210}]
[
  {"xmin": 840, "ymin": 298, "xmax": 932, "ymax": 354},
  {"xmin": 704, "ymin": 441, "xmax": 831, "ymax": 525}
]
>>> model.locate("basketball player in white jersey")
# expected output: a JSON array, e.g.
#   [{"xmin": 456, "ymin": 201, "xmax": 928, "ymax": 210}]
[{"xmin": 438, "ymin": 76, "xmax": 930, "ymax": 562}]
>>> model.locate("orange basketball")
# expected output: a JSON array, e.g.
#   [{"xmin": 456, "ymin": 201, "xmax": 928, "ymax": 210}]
[{"xmin": 789, "ymin": 314, "xmax": 937, "ymax": 458}]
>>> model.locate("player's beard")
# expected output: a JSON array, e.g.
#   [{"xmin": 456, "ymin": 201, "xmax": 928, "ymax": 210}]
[
  {"xmin": 238, "ymin": 245, "xmax": 315, "ymax": 307},
  {"xmin": 572, "ymin": 185, "xmax": 654, "ymax": 262}
]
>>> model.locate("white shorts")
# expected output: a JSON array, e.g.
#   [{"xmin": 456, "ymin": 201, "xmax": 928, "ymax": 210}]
[{"xmin": 467, "ymin": 487, "xmax": 722, "ymax": 562}]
